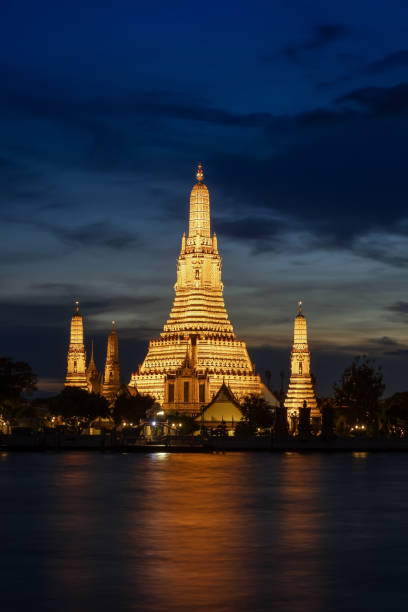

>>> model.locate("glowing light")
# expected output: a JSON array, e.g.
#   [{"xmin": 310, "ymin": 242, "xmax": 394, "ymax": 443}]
[
  {"xmin": 152, "ymin": 421, "xmax": 157, "ymax": 426},
  {"xmin": 353, "ymin": 452, "xmax": 368, "ymax": 459},
  {"xmin": 128, "ymin": 165, "xmax": 262, "ymax": 408}
]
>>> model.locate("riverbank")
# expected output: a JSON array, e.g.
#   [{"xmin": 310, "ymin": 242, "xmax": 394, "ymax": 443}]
[{"xmin": 2, "ymin": 432, "xmax": 408, "ymax": 452}]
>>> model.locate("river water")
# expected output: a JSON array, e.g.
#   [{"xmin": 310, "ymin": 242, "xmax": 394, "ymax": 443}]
[{"xmin": 1, "ymin": 451, "xmax": 408, "ymax": 612}]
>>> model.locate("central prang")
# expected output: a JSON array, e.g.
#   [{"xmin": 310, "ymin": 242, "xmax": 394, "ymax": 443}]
[{"xmin": 129, "ymin": 164, "xmax": 262, "ymax": 414}]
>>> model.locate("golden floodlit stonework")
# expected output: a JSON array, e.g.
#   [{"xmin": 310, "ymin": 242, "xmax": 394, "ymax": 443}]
[
  {"xmin": 65, "ymin": 302, "xmax": 88, "ymax": 390},
  {"xmin": 129, "ymin": 164, "xmax": 261, "ymax": 413},
  {"xmin": 285, "ymin": 301, "xmax": 319, "ymax": 425},
  {"xmin": 102, "ymin": 322, "xmax": 121, "ymax": 400}
]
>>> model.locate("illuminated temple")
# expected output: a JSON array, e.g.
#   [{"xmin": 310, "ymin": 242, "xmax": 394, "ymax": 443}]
[
  {"xmin": 285, "ymin": 302, "xmax": 319, "ymax": 427},
  {"xmin": 65, "ymin": 303, "xmax": 121, "ymax": 399},
  {"xmin": 129, "ymin": 164, "xmax": 261, "ymax": 413}
]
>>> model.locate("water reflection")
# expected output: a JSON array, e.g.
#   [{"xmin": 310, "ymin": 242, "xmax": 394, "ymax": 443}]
[
  {"xmin": 1, "ymin": 452, "xmax": 408, "ymax": 612},
  {"xmin": 133, "ymin": 454, "xmax": 255, "ymax": 610}
]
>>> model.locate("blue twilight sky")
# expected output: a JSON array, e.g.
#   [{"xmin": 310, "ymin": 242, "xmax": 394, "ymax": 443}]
[{"xmin": 1, "ymin": 0, "xmax": 408, "ymax": 395}]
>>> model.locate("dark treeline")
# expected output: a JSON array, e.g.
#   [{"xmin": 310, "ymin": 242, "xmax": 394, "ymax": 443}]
[{"xmin": 1, "ymin": 355, "xmax": 408, "ymax": 438}]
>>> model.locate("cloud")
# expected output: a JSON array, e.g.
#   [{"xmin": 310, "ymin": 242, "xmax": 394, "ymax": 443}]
[
  {"xmin": 280, "ymin": 24, "xmax": 350, "ymax": 63},
  {"xmin": 386, "ymin": 301, "xmax": 408, "ymax": 319},
  {"xmin": 353, "ymin": 232, "xmax": 408, "ymax": 267},
  {"xmin": 365, "ymin": 50, "xmax": 408, "ymax": 75},
  {"xmin": 367, "ymin": 336, "xmax": 400, "ymax": 347},
  {"xmin": 336, "ymin": 82, "xmax": 408, "ymax": 116},
  {"xmin": 50, "ymin": 221, "xmax": 139, "ymax": 250},
  {"xmin": 215, "ymin": 215, "xmax": 285, "ymax": 241},
  {"xmin": 320, "ymin": 50, "xmax": 408, "ymax": 88},
  {"xmin": 383, "ymin": 349, "xmax": 408, "ymax": 356}
]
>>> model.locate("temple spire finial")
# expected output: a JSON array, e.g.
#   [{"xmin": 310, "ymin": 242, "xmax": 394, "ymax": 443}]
[
  {"xmin": 75, "ymin": 300, "xmax": 80, "ymax": 314},
  {"xmin": 297, "ymin": 300, "xmax": 303, "ymax": 316},
  {"xmin": 196, "ymin": 162, "xmax": 203, "ymax": 182},
  {"xmin": 112, "ymin": 320, "xmax": 116, "ymax": 331},
  {"xmin": 88, "ymin": 340, "xmax": 97, "ymax": 371}
]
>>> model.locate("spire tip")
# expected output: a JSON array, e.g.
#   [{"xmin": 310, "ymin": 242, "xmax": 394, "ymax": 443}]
[
  {"xmin": 297, "ymin": 300, "xmax": 303, "ymax": 315},
  {"xmin": 196, "ymin": 162, "xmax": 203, "ymax": 182}
]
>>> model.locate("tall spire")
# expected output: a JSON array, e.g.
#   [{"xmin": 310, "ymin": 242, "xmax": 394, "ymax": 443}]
[
  {"xmin": 65, "ymin": 300, "xmax": 87, "ymax": 389},
  {"xmin": 130, "ymin": 163, "xmax": 262, "ymax": 410},
  {"xmin": 189, "ymin": 163, "xmax": 210, "ymax": 237},
  {"xmin": 102, "ymin": 322, "xmax": 120, "ymax": 400},
  {"xmin": 88, "ymin": 340, "xmax": 97, "ymax": 371},
  {"xmin": 86, "ymin": 339, "xmax": 103, "ymax": 393},
  {"xmin": 285, "ymin": 302, "xmax": 318, "ymax": 429}
]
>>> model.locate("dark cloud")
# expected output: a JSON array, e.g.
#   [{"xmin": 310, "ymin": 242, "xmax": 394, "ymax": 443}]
[
  {"xmin": 384, "ymin": 349, "xmax": 408, "ymax": 356},
  {"xmin": 50, "ymin": 221, "xmax": 139, "ymax": 250},
  {"xmin": 0, "ymin": 295, "xmax": 162, "ymax": 329},
  {"xmin": 365, "ymin": 50, "xmax": 408, "ymax": 75},
  {"xmin": 352, "ymin": 239, "xmax": 408, "ymax": 268},
  {"xmin": 281, "ymin": 24, "xmax": 350, "ymax": 63},
  {"xmin": 336, "ymin": 82, "xmax": 408, "ymax": 116},
  {"xmin": 367, "ymin": 336, "xmax": 400, "ymax": 347},
  {"xmin": 0, "ymin": 63, "xmax": 279, "ymax": 132},
  {"xmin": 215, "ymin": 216, "xmax": 284, "ymax": 241},
  {"xmin": 386, "ymin": 302, "xmax": 408, "ymax": 317},
  {"xmin": 320, "ymin": 50, "xmax": 408, "ymax": 88}
]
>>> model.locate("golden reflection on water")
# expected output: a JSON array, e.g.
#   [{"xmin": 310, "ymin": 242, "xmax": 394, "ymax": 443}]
[
  {"xmin": 134, "ymin": 453, "xmax": 253, "ymax": 610},
  {"xmin": 277, "ymin": 454, "xmax": 325, "ymax": 609},
  {"xmin": 352, "ymin": 452, "xmax": 368, "ymax": 459},
  {"xmin": 4, "ymin": 451, "xmax": 408, "ymax": 612},
  {"xmin": 125, "ymin": 452, "xmax": 326, "ymax": 611},
  {"xmin": 13, "ymin": 452, "xmax": 336, "ymax": 611}
]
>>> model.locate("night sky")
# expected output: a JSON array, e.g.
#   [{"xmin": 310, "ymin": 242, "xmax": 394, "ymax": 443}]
[{"xmin": 2, "ymin": 0, "xmax": 408, "ymax": 396}]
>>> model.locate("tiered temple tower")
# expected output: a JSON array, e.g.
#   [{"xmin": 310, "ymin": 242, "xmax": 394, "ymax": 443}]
[
  {"xmin": 86, "ymin": 341, "xmax": 103, "ymax": 394},
  {"xmin": 102, "ymin": 321, "xmax": 121, "ymax": 399},
  {"xmin": 285, "ymin": 301, "xmax": 319, "ymax": 427},
  {"xmin": 65, "ymin": 301, "xmax": 88, "ymax": 389},
  {"xmin": 129, "ymin": 164, "xmax": 261, "ymax": 413}
]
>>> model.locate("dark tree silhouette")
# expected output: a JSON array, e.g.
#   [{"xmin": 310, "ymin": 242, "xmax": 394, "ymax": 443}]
[
  {"xmin": 382, "ymin": 392, "xmax": 408, "ymax": 435},
  {"xmin": 274, "ymin": 406, "xmax": 289, "ymax": 436},
  {"xmin": 298, "ymin": 404, "xmax": 311, "ymax": 439},
  {"xmin": 240, "ymin": 394, "xmax": 274, "ymax": 430},
  {"xmin": 50, "ymin": 387, "xmax": 109, "ymax": 432},
  {"xmin": 0, "ymin": 358, "xmax": 38, "ymax": 427},
  {"xmin": 113, "ymin": 393, "xmax": 155, "ymax": 426},
  {"xmin": 235, "ymin": 420, "xmax": 256, "ymax": 437},
  {"xmin": 333, "ymin": 356, "xmax": 385, "ymax": 434},
  {"xmin": 320, "ymin": 400, "xmax": 336, "ymax": 438},
  {"xmin": 166, "ymin": 411, "xmax": 200, "ymax": 435},
  {"xmin": 0, "ymin": 357, "xmax": 37, "ymax": 401}
]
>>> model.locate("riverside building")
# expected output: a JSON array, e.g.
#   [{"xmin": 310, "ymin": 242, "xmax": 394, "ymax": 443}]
[
  {"xmin": 285, "ymin": 301, "xmax": 320, "ymax": 430},
  {"xmin": 129, "ymin": 164, "xmax": 262, "ymax": 414}
]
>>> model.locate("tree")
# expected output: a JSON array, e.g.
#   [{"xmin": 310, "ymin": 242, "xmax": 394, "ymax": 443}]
[
  {"xmin": 0, "ymin": 357, "xmax": 37, "ymax": 402},
  {"xmin": 298, "ymin": 404, "xmax": 311, "ymax": 439},
  {"xmin": 235, "ymin": 420, "xmax": 256, "ymax": 437},
  {"xmin": 382, "ymin": 392, "xmax": 408, "ymax": 436},
  {"xmin": 166, "ymin": 411, "xmax": 200, "ymax": 435},
  {"xmin": 320, "ymin": 399, "xmax": 336, "ymax": 439},
  {"xmin": 333, "ymin": 356, "xmax": 385, "ymax": 434},
  {"xmin": 49, "ymin": 387, "xmax": 109, "ymax": 432},
  {"xmin": 112, "ymin": 393, "xmax": 155, "ymax": 426},
  {"xmin": 239, "ymin": 394, "xmax": 274, "ymax": 431},
  {"xmin": 0, "ymin": 358, "xmax": 38, "ymax": 428}
]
